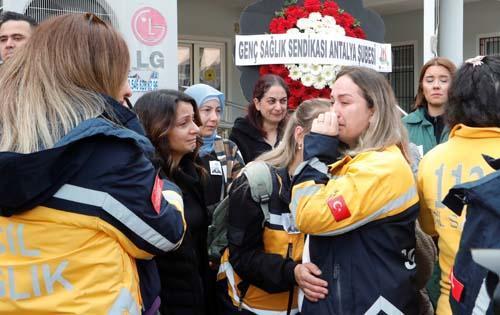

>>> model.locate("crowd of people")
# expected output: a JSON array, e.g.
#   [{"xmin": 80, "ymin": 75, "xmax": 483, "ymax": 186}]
[{"xmin": 0, "ymin": 10, "xmax": 499, "ymax": 315}]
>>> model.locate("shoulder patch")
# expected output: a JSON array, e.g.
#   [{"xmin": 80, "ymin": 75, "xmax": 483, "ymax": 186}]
[
  {"xmin": 327, "ymin": 195, "xmax": 351, "ymax": 221},
  {"xmin": 450, "ymin": 267, "xmax": 464, "ymax": 302},
  {"xmin": 151, "ymin": 175, "xmax": 163, "ymax": 214}
]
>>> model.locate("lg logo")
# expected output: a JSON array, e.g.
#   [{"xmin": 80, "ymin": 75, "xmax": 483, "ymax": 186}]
[{"xmin": 131, "ymin": 7, "xmax": 167, "ymax": 46}]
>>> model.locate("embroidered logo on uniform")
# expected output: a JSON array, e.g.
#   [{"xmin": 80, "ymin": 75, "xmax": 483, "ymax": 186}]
[
  {"xmin": 209, "ymin": 160, "xmax": 223, "ymax": 175},
  {"xmin": 450, "ymin": 267, "xmax": 464, "ymax": 302},
  {"xmin": 151, "ymin": 175, "xmax": 163, "ymax": 214},
  {"xmin": 327, "ymin": 195, "xmax": 351, "ymax": 221}
]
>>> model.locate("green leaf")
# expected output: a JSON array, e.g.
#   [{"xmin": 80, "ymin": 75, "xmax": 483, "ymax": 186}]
[
  {"xmin": 338, "ymin": 8, "xmax": 345, "ymax": 14},
  {"xmin": 275, "ymin": 10, "xmax": 285, "ymax": 17},
  {"xmin": 353, "ymin": 20, "xmax": 361, "ymax": 27}
]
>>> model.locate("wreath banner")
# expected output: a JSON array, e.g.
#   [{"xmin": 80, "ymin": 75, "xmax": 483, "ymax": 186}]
[
  {"xmin": 235, "ymin": 33, "xmax": 391, "ymax": 71},
  {"xmin": 236, "ymin": 0, "xmax": 388, "ymax": 110}
]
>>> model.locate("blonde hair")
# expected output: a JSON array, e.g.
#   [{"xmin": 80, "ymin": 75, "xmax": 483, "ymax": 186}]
[
  {"xmin": 336, "ymin": 67, "xmax": 410, "ymax": 161},
  {"xmin": 0, "ymin": 13, "xmax": 130, "ymax": 153},
  {"xmin": 257, "ymin": 98, "xmax": 331, "ymax": 168}
]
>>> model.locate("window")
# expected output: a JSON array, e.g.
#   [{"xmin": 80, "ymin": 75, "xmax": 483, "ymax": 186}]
[
  {"xmin": 178, "ymin": 40, "xmax": 226, "ymax": 94},
  {"xmin": 479, "ymin": 34, "xmax": 500, "ymax": 56},
  {"xmin": 24, "ymin": 0, "xmax": 116, "ymax": 26},
  {"xmin": 387, "ymin": 43, "xmax": 415, "ymax": 113}
]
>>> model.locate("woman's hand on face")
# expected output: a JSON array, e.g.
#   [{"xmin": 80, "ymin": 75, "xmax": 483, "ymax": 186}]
[
  {"xmin": 294, "ymin": 263, "xmax": 328, "ymax": 302},
  {"xmin": 311, "ymin": 110, "xmax": 339, "ymax": 137}
]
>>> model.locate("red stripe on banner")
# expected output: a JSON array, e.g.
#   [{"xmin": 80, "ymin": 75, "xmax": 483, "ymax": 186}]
[
  {"xmin": 450, "ymin": 267, "xmax": 464, "ymax": 302},
  {"xmin": 327, "ymin": 195, "xmax": 351, "ymax": 221},
  {"xmin": 151, "ymin": 175, "xmax": 163, "ymax": 214}
]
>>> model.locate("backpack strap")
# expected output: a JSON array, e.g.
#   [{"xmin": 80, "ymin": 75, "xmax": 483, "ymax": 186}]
[{"xmin": 243, "ymin": 161, "xmax": 273, "ymax": 227}]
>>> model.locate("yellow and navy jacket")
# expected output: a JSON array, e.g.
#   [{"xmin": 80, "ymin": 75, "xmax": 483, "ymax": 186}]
[
  {"xmin": 442, "ymin": 155, "xmax": 500, "ymax": 315},
  {"xmin": 218, "ymin": 166, "xmax": 304, "ymax": 314},
  {"xmin": 0, "ymin": 116, "xmax": 185, "ymax": 314},
  {"xmin": 291, "ymin": 133, "xmax": 420, "ymax": 315},
  {"xmin": 418, "ymin": 124, "xmax": 500, "ymax": 315}
]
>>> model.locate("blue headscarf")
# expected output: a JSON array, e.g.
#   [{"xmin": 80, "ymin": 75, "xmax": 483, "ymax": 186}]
[{"xmin": 184, "ymin": 84, "xmax": 225, "ymax": 157}]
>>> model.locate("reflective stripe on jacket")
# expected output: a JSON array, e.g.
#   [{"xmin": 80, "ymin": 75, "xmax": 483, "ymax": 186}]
[
  {"xmin": 418, "ymin": 124, "xmax": 500, "ymax": 315},
  {"xmin": 0, "ymin": 117, "xmax": 186, "ymax": 314},
  {"xmin": 292, "ymin": 133, "xmax": 420, "ymax": 315},
  {"xmin": 218, "ymin": 167, "xmax": 303, "ymax": 314}
]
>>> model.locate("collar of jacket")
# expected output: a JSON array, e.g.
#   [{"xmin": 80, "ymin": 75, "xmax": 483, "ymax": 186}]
[
  {"xmin": 327, "ymin": 145, "xmax": 401, "ymax": 174},
  {"xmin": 404, "ymin": 108, "xmax": 433, "ymax": 126},
  {"xmin": 55, "ymin": 117, "xmax": 152, "ymax": 150},
  {"xmin": 233, "ymin": 116, "xmax": 283, "ymax": 143},
  {"xmin": 0, "ymin": 117, "xmax": 151, "ymax": 216},
  {"xmin": 449, "ymin": 124, "xmax": 500, "ymax": 139}
]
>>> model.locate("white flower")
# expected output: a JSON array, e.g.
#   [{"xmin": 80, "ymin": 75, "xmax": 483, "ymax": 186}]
[
  {"xmin": 303, "ymin": 28, "xmax": 316, "ymax": 34},
  {"xmin": 313, "ymin": 78, "xmax": 327, "ymax": 90},
  {"xmin": 296, "ymin": 18, "xmax": 311, "ymax": 30},
  {"xmin": 310, "ymin": 64, "xmax": 322, "ymax": 76},
  {"xmin": 322, "ymin": 16, "xmax": 337, "ymax": 27},
  {"xmin": 333, "ymin": 25, "xmax": 346, "ymax": 36},
  {"xmin": 299, "ymin": 64, "xmax": 311, "ymax": 74},
  {"xmin": 308, "ymin": 12, "xmax": 322, "ymax": 21},
  {"xmin": 301, "ymin": 73, "xmax": 315, "ymax": 87},
  {"xmin": 288, "ymin": 65, "xmax": 302, "ymax": 81},
  {"xmin": 322, "ymin": 66, "xmax": 335, "ymax": 82},
  {"xmin": 316, "ymin": 26, "xmax": 332, "ymax": 35},
  {"xmin": 286, "ymin": 28, "xmax": 300, "ymax": 35},
  {"xmin": 309, "ymin": 20, "xmax": 322, "ymax": 32}
]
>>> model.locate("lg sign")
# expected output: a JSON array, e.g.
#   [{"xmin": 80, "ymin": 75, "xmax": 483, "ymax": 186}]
[{"xmin": 132, "ymin": 7, "xmax": 167, "ymax": 46}]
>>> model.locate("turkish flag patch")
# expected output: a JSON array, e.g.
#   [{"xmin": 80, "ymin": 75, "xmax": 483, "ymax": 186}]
[
  {"xmin": 151, "ymin": 175, "xmax": 163, "ymax": 214},
  {"xmin": 327, "ymin": 195, "xmax": 351, "ymax": 221},
  {"xmin": 449, "ymin": 267, "xmax": 464, "ymax": 302}
]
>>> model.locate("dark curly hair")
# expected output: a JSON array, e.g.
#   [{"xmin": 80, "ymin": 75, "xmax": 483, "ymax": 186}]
[{"xmin": 447, "ymin": 55, "xmax": 500, "ymax": 128}]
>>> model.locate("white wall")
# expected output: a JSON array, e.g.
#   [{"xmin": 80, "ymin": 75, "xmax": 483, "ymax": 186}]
[
  {"xmin": 463, "ymin": 0, "xmax": 500, "ymax": 60},
  {"xmin": 178, "ymin": 0, "xmax": 500, "ymax": 109},
  {"xmin": 178, "ymin": 0, "xmax": 248, "ymax": 106},
  {"xmin": 383, "ymin": 0, "xmax": 500, "ymax": 74}
]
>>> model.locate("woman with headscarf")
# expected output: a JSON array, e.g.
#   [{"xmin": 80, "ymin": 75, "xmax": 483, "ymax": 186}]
[{"xmin": 184, "ymin": 84, "xmax": 245, "ymax": 230}]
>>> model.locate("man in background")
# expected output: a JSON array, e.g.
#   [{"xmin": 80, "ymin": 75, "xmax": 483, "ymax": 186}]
[{"xmin": 0, "ymin": 11, "xmax": 37, "ymax": 63}]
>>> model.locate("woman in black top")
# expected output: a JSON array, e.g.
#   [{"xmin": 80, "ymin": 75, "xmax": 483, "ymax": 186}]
[
  {"xmin": 135, "ymin": 90, "xmax": 211, "ymax": 315},
  {"xmin": 229, "ymin": 74, "xmax": 289, "ymax": 163}
]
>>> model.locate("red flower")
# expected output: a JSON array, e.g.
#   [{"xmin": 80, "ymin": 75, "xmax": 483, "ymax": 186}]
[
  {"xmin": 304, "ymin": 0, "xmax": 322, "ymax": 12},
  {"xmin": 259, "ymin": 65, "xmax": 272, "ymax": 76},
  {"xmin": 320, "ymin": 87, "xmax": 332, "ymax": 99},
  {"xmin": 323, "ymin": 1, "xmax": 339, "ymax": 12},
  {"xmin": 337, "ymin": 13, "xmax": 355, "ymax": 29},
  {"xmin": 269, "ymin": 64, "xmax": 289, "ymax": 77},
  {"xmin": 308, "ymin": 88, "xmax": 321, "ymax": 98},
  {"xmin": 285, "ymin": 6, "xmax": 307, "ymax": 19},
  {"xmin": 322, "ymin": 7, "xmax": 340, "ymax": 18},
  {"xmin": 269, "ymin": 17, "xmax": 287, "ymax": 34},
  {"xmin": 353, "ymin": 27, "xmax": 366, "ymax": 39},
  {"xmin": 288, "ymin": 96, "xmax": 300, "ymax": 110},
  {"xmin": 260, "ymin": 0, "xmax": 365, "ymax": 110},
  {"xmin": 285, "ymin": 16, "xmax": 298, "ymax": 30}
]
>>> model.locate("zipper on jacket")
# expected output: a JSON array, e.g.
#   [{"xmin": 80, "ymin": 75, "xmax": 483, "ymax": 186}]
[
  {"xmin": 333, "ymin": 263, "xmax": 343, "ymax": 313},
  {"xmin": 237, "ymin": 281, "xmax": 250, "ymax": 311},
  {"xmin": 286, "ymin": 240, "xmax": 294, "ymax": 315}
]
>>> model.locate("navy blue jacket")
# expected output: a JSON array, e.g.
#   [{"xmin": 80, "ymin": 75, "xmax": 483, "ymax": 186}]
[
  {"xmin": 0, "ymin": 97, "xmax": 184, "ymax": 314},
  {"xmin": 443, "ymin": 155, "xmax": 500, "ymax": 315}
]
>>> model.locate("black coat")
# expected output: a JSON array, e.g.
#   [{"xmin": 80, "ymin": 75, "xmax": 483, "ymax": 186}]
[
  {"xmin": 229, "ymin": 117, "xmax": 278, "ymax": 163},
  {"xmin": 156, "ymin": 159, "xmax": 210, "ymax": 315}
]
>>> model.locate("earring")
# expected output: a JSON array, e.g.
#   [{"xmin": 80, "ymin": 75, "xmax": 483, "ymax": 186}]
[{"xmin": 298, "ymin": 144, "xmax": 303, "ymax": 150}]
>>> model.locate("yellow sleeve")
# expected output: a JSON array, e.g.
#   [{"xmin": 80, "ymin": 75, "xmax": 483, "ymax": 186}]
[
  {"xmin": 417, "ymin": 159, "xmax": 438, "ymax": 236},
  {"xmin": 292, "ymin": 158, "xmax": 418, "ymax": 236}
]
